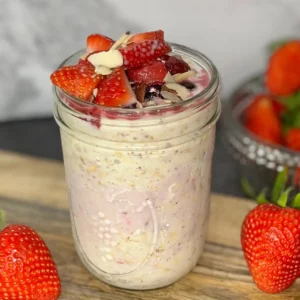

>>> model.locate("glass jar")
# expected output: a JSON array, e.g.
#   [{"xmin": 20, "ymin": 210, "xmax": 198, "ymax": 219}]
[{"xmin": 53, "ymin": 43, "xmax": 221, "ymax": 290}]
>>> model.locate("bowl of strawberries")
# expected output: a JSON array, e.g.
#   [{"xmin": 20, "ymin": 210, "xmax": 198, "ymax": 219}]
[{"xmin": 222, "ymin": 40, "xmax": 300, "ymax": 196}]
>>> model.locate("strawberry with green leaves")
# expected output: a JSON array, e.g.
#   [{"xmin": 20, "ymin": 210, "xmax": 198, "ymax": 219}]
[
  {"xmin": 241, "ymin": 169, "xmax": 300, "ymax": 294},
  {"xmin": 0, "ymin": 212, "xmax": 61, "ymax": 300}
]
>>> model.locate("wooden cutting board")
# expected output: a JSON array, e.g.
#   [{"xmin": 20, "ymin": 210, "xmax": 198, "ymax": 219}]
[{"xmin": 1, "ymin": 150, "xmax": 299, "ymax": 300}]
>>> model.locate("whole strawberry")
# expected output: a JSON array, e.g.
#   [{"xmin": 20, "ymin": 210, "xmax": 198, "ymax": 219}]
[
  {"xmin": 241, "ymin": 169, "xmax": 300, "ymax": 293},
  {"xmin": 0, "ymin": 224, "xmax": 61, "ymax": 300}
]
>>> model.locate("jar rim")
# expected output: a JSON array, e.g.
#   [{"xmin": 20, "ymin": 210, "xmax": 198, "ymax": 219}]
[{"xmin": 53, "ymin": 42, "xmax": 221, "ymax": 116}]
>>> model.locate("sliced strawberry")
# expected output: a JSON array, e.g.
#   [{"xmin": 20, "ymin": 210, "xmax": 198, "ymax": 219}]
[
  {"xmin": 94, "ymin": 67, "xmax": 137, "ymax": 107},
  {"xmin": 285, "ymin": 128, "xmax": 300, "ymax": 151},
  {"xmin": 120, "ymin": 40, "xmax": 172, "ymax": 69},
  {"xmin": 162, "ymin": 55, "xmax": 191, "ymax": 75},
  {"xmin": 244, "ymin": 95, "xmax": 282, "ymax": 144},
  {"xmin": 266, "ymin": 41, "xmax": 300, "ymax": 96},
  {"xmin": 87, "ymin": 33, "xmax": 114, "ymax": 54},
  {"xmin": 50, "ymin": 60, "xmax": 102, "ymax": 100},
  {"xmin": 127, "ymin": 60, "xmax": 167, "ymax": 84},
  {"xmin": 128, "ymin": 30, "xmax": 164, "ymax": 43}
]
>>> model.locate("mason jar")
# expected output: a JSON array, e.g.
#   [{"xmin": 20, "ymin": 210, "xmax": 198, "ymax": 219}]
[{"xmin": 53, "ymin": 43, "xmax": 221, "ymax": 290}]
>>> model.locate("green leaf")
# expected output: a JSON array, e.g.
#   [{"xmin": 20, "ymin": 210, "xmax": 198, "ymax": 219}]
[
  {"xmin": 241, "ymin": 177, "xmax": 256, "ymax": 199},
  {"xmin": 280, "ymin": 91, "xmax": 300, "ymax": 111},
  {"xmin": 256, "ymin": 188, "xmax": 269, "ymax": 205},
  {"xmin": 0, "ymin": 210, "xmax": 5, "ymax": 231},
  {"xmin": 271, "ymin": 168, "xmax": 288, "ymax": 203},
  {"xmin": 281, "ymin": 108, "xmax": 300, "ymax": 135},
  {"xmin": 277, "ymin": 187, "xmax": 293, "ymax": 207},
  {"xmin": 291, "ymin": 193, "xmax": 300, "ymax": 209}
]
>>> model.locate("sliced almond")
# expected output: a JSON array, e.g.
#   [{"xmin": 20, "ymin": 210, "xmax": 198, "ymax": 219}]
[
  {"xmin": 136, "ymin": 100, "xmax": 143, "ymax": 108},
  {"xmin": 111, "ymin": 32, "xmax": 131, "ymax": 50},
  {"xmin": 173, "ymin": 70, "xmax": 196, "ymax": 82},
  {"xmin": 95, "ymin": 66, "xmax": 112, "ymax": 76},
  {"xmin": 163, "ymin": 72, "xmax": 176, "ymax": 83},
  {"xmin": 121, "ymin": 34, "xmax": 133, "ymax": 47},
  {"xmin": 161, "ymin": 91, "xmax": 182, "ymax": 102},
  {"xmin": 88, "ymin": 50, "xmax": 123, "ymax": 69},
  {"xmin": 165, "ymin": 83, "xmax": 190, "ymax": 100},
  {"xmin": 161, "ymin": 85, "xmax": 177, "ymax": 94},
  {"xmin": 92, "ymin": 88, "xmax": 98, "ymax": 97}
]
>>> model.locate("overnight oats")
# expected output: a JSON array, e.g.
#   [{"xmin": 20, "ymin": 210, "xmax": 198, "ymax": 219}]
[{"xmin": 51, "ymin": 30, "xmax": 221, "ymax": 290}]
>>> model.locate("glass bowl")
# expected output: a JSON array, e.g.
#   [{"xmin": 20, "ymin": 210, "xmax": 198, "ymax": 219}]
[{"xmin": 221, "ymin": 74, "xmax": 300, "ymax": 197}]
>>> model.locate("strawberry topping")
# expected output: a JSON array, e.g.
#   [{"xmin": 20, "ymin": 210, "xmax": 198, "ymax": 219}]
[
  {"xmin": 87, "ymin": 33, "xmax": 114, "ymax": 54},
  {"xmin": 50, "ymin": 29, "xmax": 204, "ymax": 112},
  {"xmin": 94, "ymin": 67, "xmax": 137, "ymax": 107},
  {"xmin": 162, "ymin": 55, "xmax": 191, "ymax": 75},
  {"xmin": 128, "ymin": 30, "xmax": 164, "ymax": 43},
  {"xmin": 120, "ymin": 40, "xmax": 172, "ymax": 69},
  {"xmin": 127, "ymin": 60, "xmax": 167, "ymax": 84},
  {"xmin": 50, "ymin": 60, "xmax": 103, "ymax": 100}
]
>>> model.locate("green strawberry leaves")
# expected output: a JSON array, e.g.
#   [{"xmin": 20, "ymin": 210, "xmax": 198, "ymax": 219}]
[
  {"xmin": 277, "ymin": 187, "xmax": 293, "ymax": 207},
  {"xmin": 280, "ymin": 91, "xmax": 300, "ymax": 111},
  {"xmin": 281, "ymin": 108, "xmax": 300, "ymax": 134},
  {"xmin": 271, "ymin": 167, "xmax": 288, "ymax": 203},
  {"xmin": 256, "ymin": 188, "xmax": 269, "ymax": 204},
  {"xmin": 241, "ymin": 177, "xmax": 256, "ymax": 199},
  {"xmin": 291, "ymin": 194, "xmax": 300, "ymax": 209},
  {"xmin": 278, "ymin": 91, "xmax": 300, "ymax": 135},
  {"xmin": 241, "ymin": 168, "xmax": 300, "ymax": 208}
]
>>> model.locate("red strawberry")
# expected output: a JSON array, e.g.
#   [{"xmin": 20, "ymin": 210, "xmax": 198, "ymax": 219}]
[
  {"xmin": 0, "ymin": 225, "xmax": 61, "ymax": 300},
  {"xmin": 128, "ymin": 30, "xmax": 164, "ymax": 43},
  {"xmin": 94, "ymin": 67, "xmax": 137, "ymax": 107},
  {"xmin": 86, "ymin": 33, "xmax": 114, "ymax": 54},
  {"xmin": 50, "ymin": 60, "xmax": 102, "ymax": 100},
  {"xmin": 242, "ymin": 204, "xmax": 300, "ymax": 293},
  {"xmin": 266, "ymin": 41, "xmax": 300, "ymax": 96},
  {"xmin": 241, "ymin": 169, "xmax": 300, "ymax": 293},
  {"xmin": 244, "ymin": 95, "xmax": 282, "ymax": 144},
  {"xmin": 285, "ymin": 128, "xmax": 300, "ymax": 151},
  {"xmin": 120, "ymin": 40, "xmax": 172, "ymax": 69},
  {"xmin": 162, "ymin": 55, "xmax": 191, "ymax": 75},
  {"xmin": 127, "ymin": 60, "xmax": 167, "ymax": 84},
  {"xmin": 271, "ymin": 99, "xmax": 286, "ymax": 116}
]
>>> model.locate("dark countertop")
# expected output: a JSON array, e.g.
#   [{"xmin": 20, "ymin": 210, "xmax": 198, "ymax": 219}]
[{"xmin": 0, "ymin": 118, "xmax": 244, "ymax": 198}]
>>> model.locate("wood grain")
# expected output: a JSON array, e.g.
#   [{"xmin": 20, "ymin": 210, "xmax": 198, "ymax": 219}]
[{"xmin": 0, "ymin": 149, "xmax": 300, "ymax": 300}]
